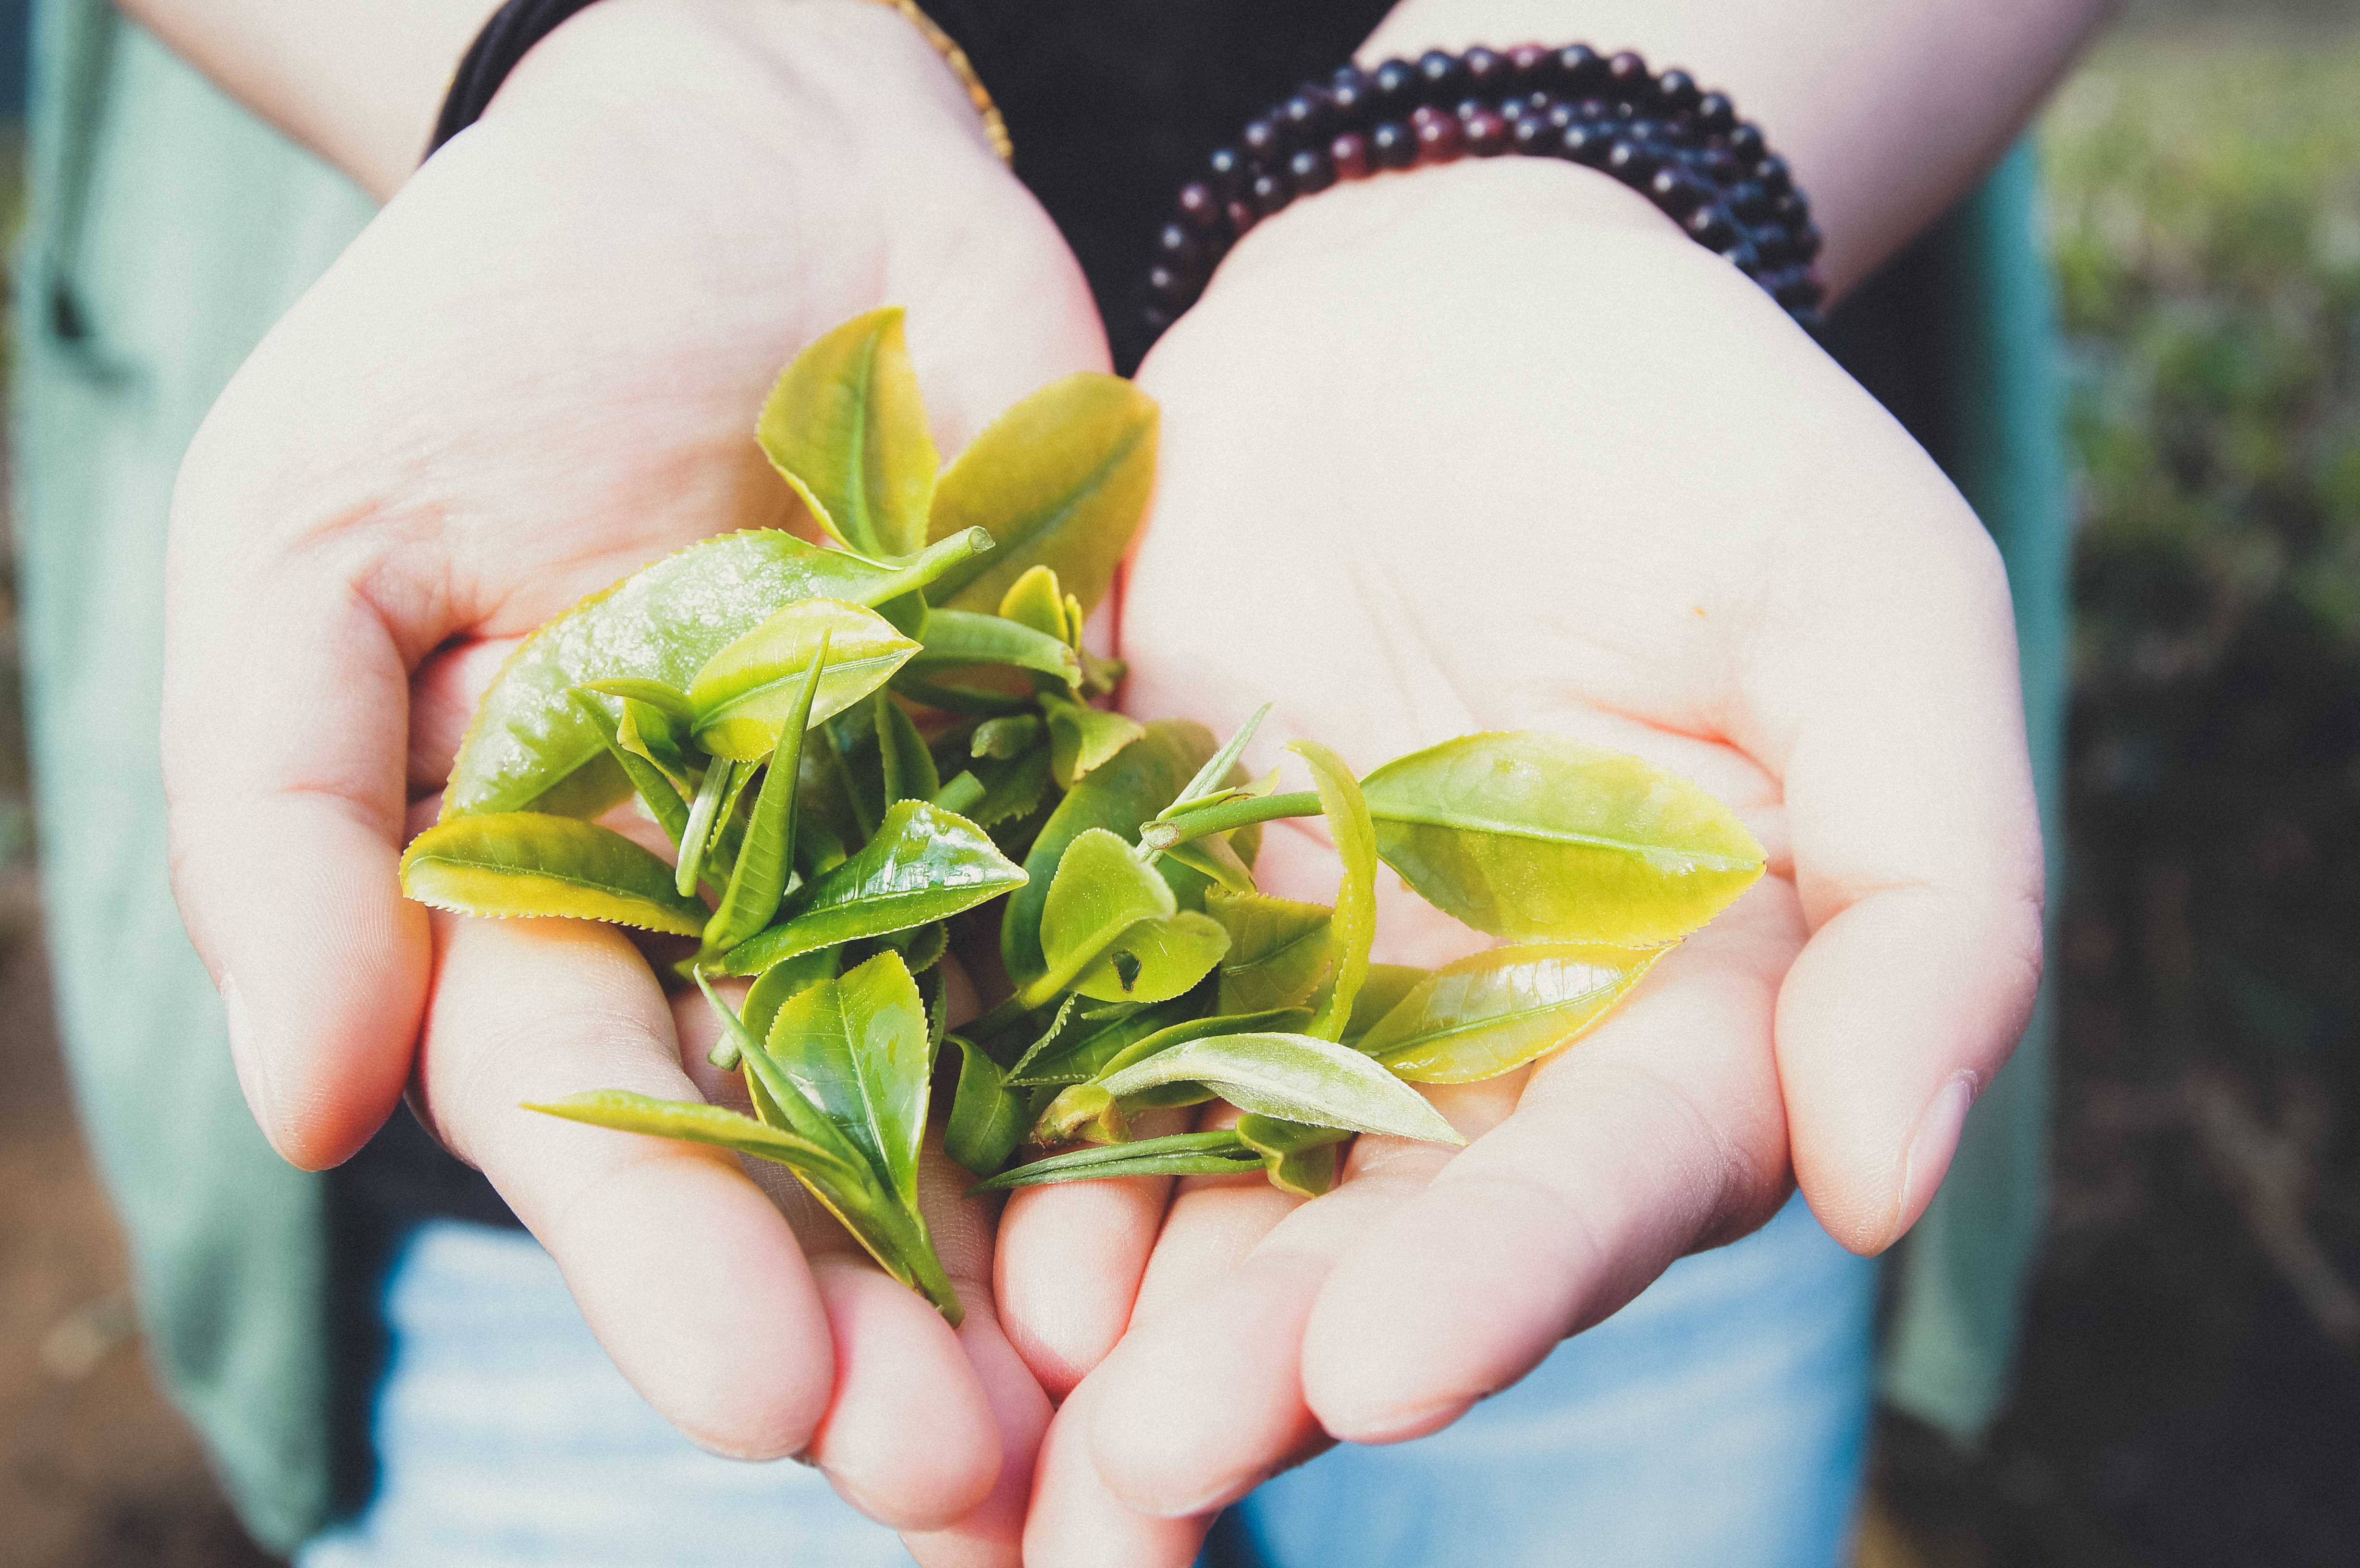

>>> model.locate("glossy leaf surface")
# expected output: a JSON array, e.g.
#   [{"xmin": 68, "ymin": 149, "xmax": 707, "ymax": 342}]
[
  {"xmin": 1096, "ymin": 1031, "xmax": 1464, "ymax": 1145},
  {"xmin": 1292, "ymin": 740, "xmax": 1378, "ymax": 1041},
  {"xmin": 1005, "ymin": 996, "xmax": 1200, "ymax": 1087},
  {"xmin": 688, "ymin": 599, "xmax": 918, "ymax": 761},
  {"xmin": 945, "ymin": 1037, "xmax": 1030, "ymax": 1177},
  {"xmin": 1032, "ymin": 829, "xmax": 1229, "ymax": 1006},
  {"xmin": 925, "ymin": 372, "xmax": 1158, "ymax": 615},
  {"xmin": 569, "ymin": 692, "xmax": 691, "ymax": 852},
  {"xmin": 757, "ymin": 307, "xmax": 938, "ymax": 557},
  {"xmin": 400, "ymin": 813, "xmax": 707, "ymax": 936},
  {"xmin": 873, "ymin": 690, "xmax": 939, "ymax": 807},
  {"xmin": 443, "ymin": 527, "xmax": 987, "ymax": 820},
  {"xmin": 702, "ymin": 636, "xmax": 827, "ymax": 954},
  {"xmin": 996, "ymin": 564, "xmax": 1073, "ymax": 643},
  {"xmin": 972, "ymin": 1130, "xmax": 1264, "ymax": 1192},
  {"xmin": 1361, "ymin": 731, "xmax": 1766, "ymax": 945},
  {"xmin": 1357, "ymin": 943, "xmax": 1666, "ymax": 1083},
  {"xmin": 1340, "ymin": 962, "xmax": 1432, "ymax": 1046},
  {"xmin": 763, "ymin": 951, "xmax": 933, "ymax": 1213},
  {"xmin": 909, "ymin": 609, "xmax": 1082, "ymax": 689},
  {"xmin": 721, "ymin": 800, "xmax": 1025, "ymax": 975},
  {"xmin": 1003, "ymin": 720, "xmax": 1217, "ymax": 983},
  {"xmin": 526, "ymin": 1091, "xmax": 864, "ymax": 1185},
  {"xmin": 1207, "ymin": 891, "xmax": 1333, "ymax": 1014}
]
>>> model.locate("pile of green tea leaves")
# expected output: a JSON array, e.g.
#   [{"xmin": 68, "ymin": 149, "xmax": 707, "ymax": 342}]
[{"xmin": 399, "ymin": 309, "xmax": 1768, "ymax": 1322}]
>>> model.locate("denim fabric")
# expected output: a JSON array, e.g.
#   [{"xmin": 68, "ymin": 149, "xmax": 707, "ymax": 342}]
[{"xmin": 300, "ymin": 1192, "xmax": 1874, "ymax": 1568}]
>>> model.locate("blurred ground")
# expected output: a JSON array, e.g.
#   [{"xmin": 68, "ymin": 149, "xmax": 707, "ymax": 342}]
[{"xmin": 0, "ymin": 6, "xmax": 2355, "ymax": 1568}]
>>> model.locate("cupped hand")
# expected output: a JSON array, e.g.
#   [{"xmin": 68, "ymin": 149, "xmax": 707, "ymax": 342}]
[
  {"xmin": 998, "ymin": 158, "xmax": 2045, "ymax": 1563},
  {"xmin": 160, "ymin": 1, "xmax": 1097, "ymax": 1555}
]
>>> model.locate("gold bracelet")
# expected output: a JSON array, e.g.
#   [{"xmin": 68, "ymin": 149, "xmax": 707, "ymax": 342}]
[{"xmin": 862, "ymin": 0, "xmax": 1013, "ymax": 163}]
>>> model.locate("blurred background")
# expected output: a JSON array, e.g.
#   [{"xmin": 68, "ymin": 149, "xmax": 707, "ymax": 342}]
[{"xmin": 3, "ymin": 0, "xmax": 2357, "ymax": 1564}]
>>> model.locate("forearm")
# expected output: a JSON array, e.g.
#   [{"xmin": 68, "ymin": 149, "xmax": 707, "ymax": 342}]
[{"xmin": 1362, "ymin": 0, "xmax": 2119, "ymax": 295}]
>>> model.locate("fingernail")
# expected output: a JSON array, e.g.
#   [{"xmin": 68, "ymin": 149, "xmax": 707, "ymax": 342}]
[
  {"xmin": 219, "ymin": 973, "xmax": 276, "ymax": 1130},
  {"xmin": 1897, "ymin": 1072, "xmax": 1979, "ymax": 1236}
]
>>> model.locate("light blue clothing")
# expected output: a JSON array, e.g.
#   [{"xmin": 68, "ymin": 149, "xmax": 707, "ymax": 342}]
[{"xmin": 302, "ymin": 1194, "xmax": 1875, "ymax": 1568}]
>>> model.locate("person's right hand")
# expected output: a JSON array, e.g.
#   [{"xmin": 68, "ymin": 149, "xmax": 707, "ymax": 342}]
[{"xmin": 160, "ymin": 3, "xmax": 1101, "ymax": 1558}]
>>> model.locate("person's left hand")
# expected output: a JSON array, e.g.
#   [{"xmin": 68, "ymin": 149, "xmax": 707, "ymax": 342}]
[{"xmin": 990, "ymin": 159, "xmax": 2046, "ymax": 1565}]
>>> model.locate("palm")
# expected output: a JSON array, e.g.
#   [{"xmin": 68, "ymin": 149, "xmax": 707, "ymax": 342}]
[
  {"xmin": 997, "ymin": 162, "xmax": 2044, "ymax": 1562},
  {"xmin": 162, "ymin": 16, "xmax": 1106, "ymax": 1558}
]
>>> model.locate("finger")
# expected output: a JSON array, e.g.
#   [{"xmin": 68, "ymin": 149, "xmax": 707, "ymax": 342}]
[
  {"xmin": 414, "ymin": 909, "xmax": 836, "ymax": 1458},
  {"xmin": 409, "ymin": 634, "xmax": 518, "ymax": 794},
  {"xmin": 993, "ymin": 1106, "xmax": 1191, "ymax": 1397},
  {"xmin": 1754, "ymin": 505, "xmax": 2047, "ymax": 1251},
  {"xmin": 899, "ymin": 1286, "xmax": 1053, "ymax": 1568},
  {"xmin": 1022, "ymin": 1380, "xmax": 1214, "ymax": 1568},
  {"xmin": 162, "ymin": 531, "xmax": 442, "ymax": 1169},
  {"xmin": 1302, "ymin": 894, "xmax": 1797, "ymax": 1443}
]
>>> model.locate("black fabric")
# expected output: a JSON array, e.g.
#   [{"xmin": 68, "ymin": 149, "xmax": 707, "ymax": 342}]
[{"xmin": 430, "ymin": 0, "xmax": 603, "ymax": 154}]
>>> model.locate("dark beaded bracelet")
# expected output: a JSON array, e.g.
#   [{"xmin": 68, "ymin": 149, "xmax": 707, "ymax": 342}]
[{"xmin": 1130, "ymin": 44, "xmax": 1825, "ymax": 361}]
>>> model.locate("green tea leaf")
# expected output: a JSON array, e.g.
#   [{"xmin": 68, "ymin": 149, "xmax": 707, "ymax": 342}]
[
  {"xmin": 1236, "ymin": 1114, "xmax": 1352, "ymax": 1198},
  {"xmin": 763, "ymin": 950, "xmax": 934, "ymax": 1213},
  {"xmin": 909, "ymin": 609, "xmax": 1082, "ymax": 689},
  {"xmin": 1291, "ymin": 740, "xmax": 1377, "ymax": 1042},
  {"xmin": 1360, "ymin": 732, "xmax": 1766, "ymax": 945},
  {"xmin": 400, "ymin": 813, "xmax": 707, "ymax": 936},
  {"xmin": 757, "ymin": 306, "xmax": 938, "ymax": 557},
  {"xmin": 702, "ymin": 633, "xmax": 828, "ymax": 954},
  {"xmin": 1160, "ymin": 832, "xmax": 1257, "ymax": 895},
  {"xmin": 443, "ymin": 527, "xmax": 989, "ymax": 820},
  {"xmin": 689, "ymin": 599, "xmax": 918, "ymax": 761},
  {"xmin": 743, "ymin": 947, "xmax": 840, "ymax": 1046},
  {"xmin": 1340, "ymin": 962, "xmax": 1431, "ymax": 1047},
  {"xmin": 674, "ymin": 758, "xmax": 737, "ymax": 898},
  {"xmin": 1032, "ymin": 829, "xmax": 1229, "ymax": 1005},
  {"xmin": 1007, "ymin": 995, "xmax": 1197, "ymax": 1086},
  {"xmin": 925, "ymin": 372, "xmax": 1158, "ymax": 615},
  {"xmin": 526, "ymin": 1090, "xmax": 865, "ymax": 1186},
  {"xmin": 945, "ymin": 1036, "xmax": 1031, "ymax": 1177},
  {"xmin": 972, "ymin": 1130, "xmax": 1265, "ymax": 1191},
  {"xmin": 1041, "ymin": 693, "xmax": 1146, "ymax": 788},
  {"xmin": 1207, "ymin": 891, "xmax": 1333, "ymax": 1013},
  {"xmin": 873, "ymin": 689, "xmax": 939, "ymax": 807},
  {"xmin": 970, "ymin": 745, "xmax": 1052, "ymax": 829},
  {"xmin": 1002, "ymin": 720, "xmax": 1217, "ymax": 984},
  {"xmin": 721, "ymin": 799, "xmax": 1026, "ymax": 975},
  {"xmin": 1356, "ymin": 943, "xmax": 1666, "ymax": 1083},
  {"xmin": 580, "ymin": 678, "xmax": 696, "ymax": 727},
  {"xmin": 972, "ymin": 715, "xmax": 1044, "ymax": 760},
  {"xmin": 615, "ymin": 693, "xmax": 698, "ymax": 801},
  {"xmin": 932, "ymin": 770, "xmax": 986, "ymax": 817},
  {"xmin": 996, "ymin": 564, "xmax": 1073, "ymax": 643},
  {"xmin": 568, "ymin": 691, "xmax": 691, "ymax": 852},
  {"xmin": 1095, "ymin": 1031, "xmax": 1464, "ymax": 1145},
  {"xmin": 1090, "ymin": 1006, "xmax": 1312, "ymax": 1112},
  {"xmin": 1166, "ymin": 701, "xmax": 1273, "ymax": 818}
]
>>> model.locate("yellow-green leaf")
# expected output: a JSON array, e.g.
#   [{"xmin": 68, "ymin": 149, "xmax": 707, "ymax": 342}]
[
  {"xmin": 758, "ymin": 307, "xmax": 939, "ymax": 557},
  {"xmin": 925, "ymin": 372, "xmax": 1158, "ymax": 615},
  {"xmin": 1357, "ymin": 943, "xmax": 1666, "ymax": 1083},
  {"xmin": 1042, "ymin": 693, "xmax": 1146, "ymax": 789},
  {"xmin": 997, "ymin": 564, "xmax": 1072, "ymax": 642},
  {"xmin": 688, "ymin": 599, "xmax": 918, "ymax": 761},
  {"xmin": 1360, "ymin": 732, "xmax": 1765, "ymax": 945},
  {"xmin": 1207, "ymin": 890, "xmax": 1333, "ymax": 1013},
  {"xmin": 525, "ymin": 1090, "xmax": 865, "ymax": 1186},
  {"xmin": 1292, "ymin": 740, "xmax": 1377, "ymax": 1042},
  {"xmin": 399, "ymin": 813, "xmax": 707, "ymax": 935},
  {"xmin": 764, "ymin": 951, "xmax": 934, "ymax": 1213},
  {"xmin": 1095, "ymin": 1031, "xmax": 1464, "ymax": 1145}
]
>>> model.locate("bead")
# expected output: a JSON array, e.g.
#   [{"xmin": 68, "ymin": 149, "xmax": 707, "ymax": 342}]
[
  {"xmin": 1250, "ymin": 170, "xmax": 1291, "ymax": 217},
  {"xmin": 1176, "ymin": 182, "xmax": 1224, "ymax": 231},
  {"xmin": 1206, "ymin": 146, "xmax": 1247, "ymax": 197},
  {"xmin": 1772, "ymin": 188, "xmax": 1811, "ymax": 225},
  {"xmin": 1330, "ymin": 131, "xmax": 1370, "ymax": 181},
  {"xmin": 1328, "ymin": 67, "xmax": 1373, "ymax": 125},
  {"xmin": 1728, "ymin": 122, "xmax": 1766, "ymax": 161},
  {"xmin": 1225, "ymin": 198, "xmax": 1258, "ymax": 236},
  {"xmin": 1663, "ymin": 113, "xmax": 1702, "ymax": 147},
  {"xmin": 1412, "ymin": 104, "xmax": 1465, "ymax": 162},
  {"xmin": 1695, "ymin": 91, "xmax": 1736, "ymax": 135},
  {"xmin": 1415, "ymin": 49, "xmax": 1465, "ymax": 100},
  {"xmin": 1647, "ymin": 165, "xmax": 1710, "ymax": 215},
  {"xmin": 1464, "ymin": 108, "xmax": 1509, "ymax": 156},
  {"xmin": 1655, "ymin": 69, "xmax": 1702, "ymax": 114},
  {"xmin": 1146, "ymin": 263, "xmax": 1196, "ymax": 305},
  {"xmin": 1506, "ymin": 42, "xmax": 1550, "ymax": 89},
  {"xmin": 1684, "ymin": 203, "xmax": 1738, "ymax": 249},
  {"xmin": 1606, "ymin": 49, "xmax": 1650, "ymax": 102},
  {"xmin": 1242, "ymin": 115, "xmax": 1283, "ymax": 159},
  {"xmin": 1454, "ymin": 96, "xmax": 1485, "ymax": 122},
  {"xmin": 1280, "ymin": 90, "xmax": 1331, "ymax": 143},
  {"xmin": 1370, "ymin": 119, "xmax": 1418, "ymax": 170},
  {"xmin": 1718, "ymin": 239, "xmax": 1760, "ymax": 275},
  {"xmin": 1725, "ymin": 179, "xmax": 1772, "ymax": 223},
  {"xmin": 1558, "ymin": 122, "xmax": 1614, "ymax": 166},
  {"xmin": 1512, "ymin": 113, "xmax": 1555, "ymax": 153},
  {"xmin": 1754, "ymin": 152, "xmax": 1794, "ymax": 195},
  {"xmin": 1140, "ymin": 304, "xmax": 1174, "ymax": 338},
  {"xmin": 1625, "ymin": 118, "xmax": 1664, "ymax": 147},
  {"xmin": 1553, "ymin": 44, "xmax": 1606, "ymax": 94},
  {"xmin": 1287, "ymin": 146, "xmax": 1337, "ymax": 194},
  {"xmin": 1500, "ymin": 95, "xmax": 1534, "ymax": 122},
  {"xmin": 1606, "ymin": 137, "xmax": 1663, "ymax": 184},
  {"xmin": 1696, "ymin": 145, "xmax": 1741, "ymax": 182},
  {"xmin": 1792, "ymin": 220, "xmax": 1823, "ymax": 260},
  {"xmin": 1153, "ymin": 221, "xmax": 1203, "ymax": 269},
  {"xmin": 1463, "ymin": 46, "xmax": 1508, "ymax": 94},
  {"xmin": 1545, "ymin": 100, "xmax": 1579, "ymax": 130},
  {"xmin": 1371, "ymin": 58, "xmax": 1418, "ymax": 111}
]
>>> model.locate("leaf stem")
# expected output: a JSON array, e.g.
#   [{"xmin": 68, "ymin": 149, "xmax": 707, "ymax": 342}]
[{"xmin": 1139, "ymin": 791, "xmax": 1322, "ymax": 853}]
